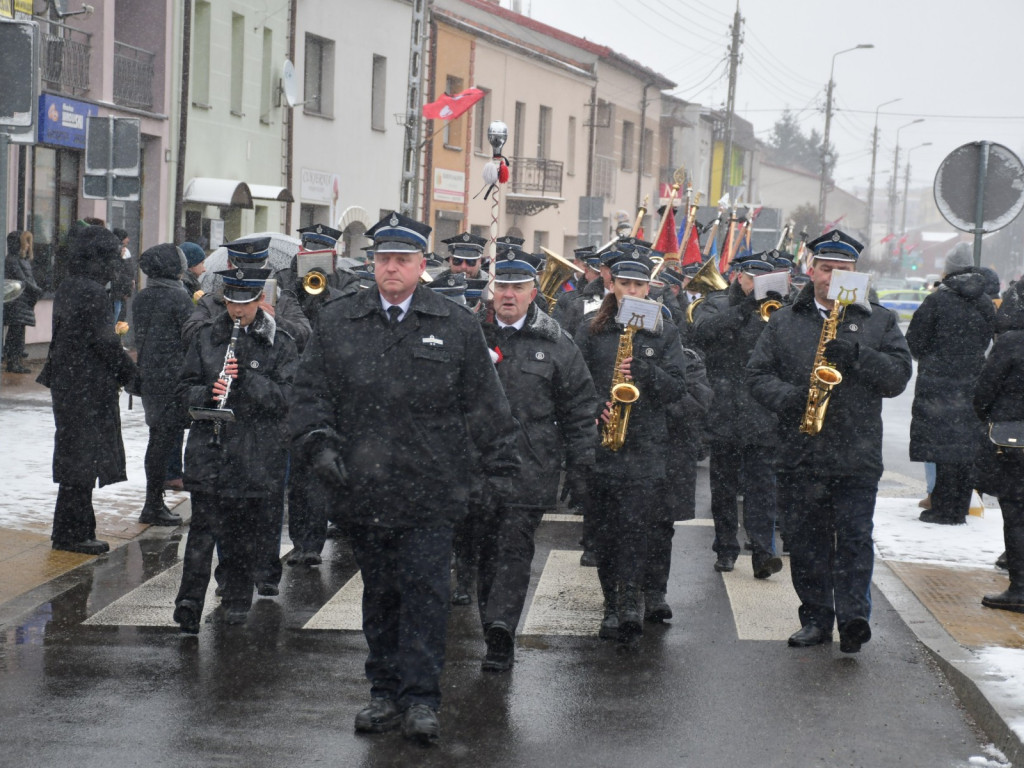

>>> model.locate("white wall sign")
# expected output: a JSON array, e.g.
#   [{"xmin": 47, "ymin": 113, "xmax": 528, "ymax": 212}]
[{"xmin": 433, "ymin": 168, "xmax": 466, "ymax": 204}]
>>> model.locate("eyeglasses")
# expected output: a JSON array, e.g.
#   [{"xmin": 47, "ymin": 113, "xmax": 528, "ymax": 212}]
[{"xmin": 451, "ymin": 257, "xmax": 480, "ymax": 266}]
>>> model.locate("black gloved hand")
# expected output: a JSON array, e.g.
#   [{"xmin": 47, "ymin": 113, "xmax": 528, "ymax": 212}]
[
  {"xmin": 563, "ymin": 468, "xmax": 591, "ymax": 513},
  {"xmin": 312, "ymin": 448, "xmax": 349, "ymax": 488},
  {"xmin": 765, "ymin": 290, "xmax": 784, "ymax": 303},
  {"xmin": 824, "ymin": 338, "xmax": 859, "ymax": 369}
]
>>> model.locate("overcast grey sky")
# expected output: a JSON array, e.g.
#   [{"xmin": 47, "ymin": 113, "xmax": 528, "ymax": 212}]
[{"xmin": 523, "ymin": 0, "xmax": 1024, "ymax": 199}]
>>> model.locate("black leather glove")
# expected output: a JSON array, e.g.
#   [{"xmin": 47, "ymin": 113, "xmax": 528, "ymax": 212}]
[
  {"xmin": 312, "ymin": 448, "xmax": 349, "ymax": 488},
  {"xmin": 765, "ymin": 290, "xmax": 784, "ymax": 303},
  {"xmin": 563, "ymin": 468, "xmax": 591, "ymax": 513},
  {"xmin": 824, "ymin": 338, "xmax": 859, "ymax": 369}
]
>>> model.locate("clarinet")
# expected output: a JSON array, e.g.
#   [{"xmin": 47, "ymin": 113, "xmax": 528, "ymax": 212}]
[{"xmin": 210, "ymin": 318, "xmax": 242, "ymax": 447}]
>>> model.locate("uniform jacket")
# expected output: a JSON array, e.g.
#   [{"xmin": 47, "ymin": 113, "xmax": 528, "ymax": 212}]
[
  {"xmin": 746, "ymin": 283, "xmax": 912, "ymax": 480},
  {"xmin": 906, "ymin": 269, "xmax": 995, "ymax": 462},
  {"xmin": 178, "ymin": 309, "xmax": 297, "ymax": 498},
  {"xmin": 574, "ymin": 307, "xmax": 688, "ymax": 480},
  {"xmin": 288, "ymin": 284, "xmax": 520, "ymax": 527},
  {"xmin": 183, "ymin": 284, "xmax": 311, "ymax": 352},
  {"xmin": 973, "ymin": 330, "xmax": 1024, "ymax": 499},
  {"xmin": 48, "ymin": 271, "xmax": 137, "ymax": 487},
  {"xmin": 4, "ymin": 250, "xmax": 41, "ymax": 327},
  {"xmin": 997, "ymin": 280, "xmax": 1024, "ymax": 335},
  {"xmin": 551, "ymin": 278, "xmax": 605, "ymax": 337},
  {"xmin": 690, "ymin": 280, "xmax": 778, "ymax": 444},
  {"xmin": 485, "ymin": 304, "xmax": 598, "ymax": 508}
]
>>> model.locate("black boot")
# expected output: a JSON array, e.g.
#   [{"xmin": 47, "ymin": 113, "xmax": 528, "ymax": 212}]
[
  {"xmin": 982, "ymin": 587, "xmax": 1024, "ymax": 613},
  {"xmin": 451, "ymin": 553, "xmax": 472, "ymax": 605},
  {"xmin": 616, "ymin": 583, "xmax": 643, "ymax": 642},
  {"xmin": 140, "ymin": 490, "xmax": 182, "ymax": 526},
  {"xmin": 643, "ymin": 591, "xmax": 672, "ymax": 623},
  {"xmin": 599, "ymin": 581, "xmax": 618, "ymax": 639}
]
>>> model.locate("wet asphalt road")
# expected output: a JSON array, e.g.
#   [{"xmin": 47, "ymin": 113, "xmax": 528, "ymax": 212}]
[{"xmin": 0, "ymin": 505, "xmax": 985, "ymax": 768}]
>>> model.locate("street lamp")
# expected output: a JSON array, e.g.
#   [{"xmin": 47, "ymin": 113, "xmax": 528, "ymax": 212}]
[
  {"xmin": 865, "ymin": 97, "xmax": 901, "ymax": 253},
  {"xmin": 817, "ymin": 43, "xmax": 874, "ymax": 229},
  {"xmin": 887, "ymin": 118, "xmax": 925, "ymax": 260},
  {"xmin": 901, "ymin": 141, "xmax": 933, "ymax": 236}
]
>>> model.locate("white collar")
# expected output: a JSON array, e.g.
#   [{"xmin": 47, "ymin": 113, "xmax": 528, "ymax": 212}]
[
  {"xmin": 380, "ymin": 294, "xmax": 414, "ymax": 319},
  {"xmin": 497, "ymin": 315, "xmax": 527, "ymax": 331}
]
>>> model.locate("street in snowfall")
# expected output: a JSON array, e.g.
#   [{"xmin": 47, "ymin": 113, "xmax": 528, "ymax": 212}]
[{"xmin": 0, "ymin": 359, "xmax": 1022, "ymax": 768}]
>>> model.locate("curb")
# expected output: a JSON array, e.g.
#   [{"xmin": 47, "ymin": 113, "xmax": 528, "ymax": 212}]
[{"xmin": 874, "ymin": 560, "xmax": 1023, "ymax": 764}]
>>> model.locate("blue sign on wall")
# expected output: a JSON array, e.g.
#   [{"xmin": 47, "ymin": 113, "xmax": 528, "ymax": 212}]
[{"xmin": 38, "ymin": 94, "xmax": 99, "ymax": 149}]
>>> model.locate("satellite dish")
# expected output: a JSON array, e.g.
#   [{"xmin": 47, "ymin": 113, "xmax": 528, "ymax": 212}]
[{"xmin": 281, "ymin": 59, "xmax": 300, "ymax": 108}]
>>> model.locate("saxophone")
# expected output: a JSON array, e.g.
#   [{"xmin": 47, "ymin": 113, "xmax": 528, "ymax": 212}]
[
  {"xmin": 799, "ymin": 302, "xmax": 844, "ymax": 436},
  {"xmin": 601, "ymin": 323, "xmax": 641, "ymax": 452}
]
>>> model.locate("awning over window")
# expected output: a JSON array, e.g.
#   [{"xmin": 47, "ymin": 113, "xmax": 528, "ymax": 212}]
[
  {"xmin": 249, "ymin": 184, "xmax": 294, "ymax": 203},
  {"xmin": 183, "ymin": 178, "xmax": 253, "ymax": 208}
]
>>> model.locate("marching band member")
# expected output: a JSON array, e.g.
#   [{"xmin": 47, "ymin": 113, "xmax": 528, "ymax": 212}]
[
  {"xmin": 746, "ymin": 231, "xmax": 911, "ymax": 653},
  {"xmin": 574, "ymin": 246, "xmax": 687, "ymax": 644}
]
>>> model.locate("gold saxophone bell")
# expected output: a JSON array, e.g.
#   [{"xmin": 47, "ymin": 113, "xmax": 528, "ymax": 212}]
[
  {"xmin": 302, "ymin": 270, "xmax": 328, "ymax": 295},
  {"xmin": 611, "ymin": 381, "xmax": 640, "ymax": 404},
  {"xmin": 758, "ymin": 299, "xmax": 782, "ymax": 322},
  {"xmin": 813, "ymin": 365, "xmax": 842, "ymax": 387}
]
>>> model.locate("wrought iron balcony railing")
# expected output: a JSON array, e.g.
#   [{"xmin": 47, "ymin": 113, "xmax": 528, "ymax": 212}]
[
  {"xmin": 40, "ymin": 19, "xmax": 91, "ymax": 95},
  {"xmin": 508, "ymin": 157, "xmax": 564, "ymax": 198},
  {"xmin": 113, "ymin": 41, "xmax": 156, "ymax": 110}
]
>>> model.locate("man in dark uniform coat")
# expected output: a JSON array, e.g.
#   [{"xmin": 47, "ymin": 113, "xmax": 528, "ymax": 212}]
[
  {"xmin": 476, "ymin": 249, "xmax": 598, "ymax": 671},
  {"xmin": 747, "ymin": 230, "xmax": 912, "ymax": 653},
  {"xmin": 288, "ymin": 212, "xmax": 519, "ymax": 743},
  {"xmin": 691, "ymin": 252, "xmax": 783, "ymax": 578},
  {"xmin": 551, "ymin": 247, "xmax": 610, "ymax": 336},
  {"xmin": 173, "ymin": 268, "xmax": 297, "ymax": 631}
]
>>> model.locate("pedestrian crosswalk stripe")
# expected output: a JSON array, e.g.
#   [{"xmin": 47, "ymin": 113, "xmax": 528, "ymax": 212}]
[
  {"xmin": 719, "ymin": 556, "xmax": 832, "ymax": 641},
  {"xmin": 541, "ymin": 513, "xmax": 583, "ymax": 522},
  {"xmin": 520, "ymin": 549, "xmax": 603, "ymax": 636},
  {"xmin": 303, "ymin": 571, "xmax": 363, "ymax": 631}
]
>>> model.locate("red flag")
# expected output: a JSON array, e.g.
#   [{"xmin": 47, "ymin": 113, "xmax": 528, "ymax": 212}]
[
  {"xmin": 653, "ymin": 206, "xmax": 679, "ymax": 254},
  {"xmin": 880, "ymin": 234, "xmax": 895, "ymax": 244},
  {"xmin": 680, "ymin": 229, "xmax": 702, "ymax": 266},
  {"xmin": 422, "ymin": 87, "xmax": 485, "ymax": 120}
]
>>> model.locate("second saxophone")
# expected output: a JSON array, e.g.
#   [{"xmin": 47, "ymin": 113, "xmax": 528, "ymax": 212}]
[
  {"xmin": 601, "ymin": 322, "xmax": 641, "ymax": 452},
  {"xmin": 799, "ymin": 302, "xmax": 843, "ymax": 436}
]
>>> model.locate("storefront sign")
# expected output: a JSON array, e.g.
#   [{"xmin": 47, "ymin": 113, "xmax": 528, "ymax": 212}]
[
  {"xmin": 0, "ymin": 0, "xmax": 34, "ymax": 19},
  {"xmin": 433, "ymin": 168, "xmax": 465, "ymax": 204},
  {"xmin": 38, "ymin": 94, "xmax": 99, "ymax": 149},
  {"xmin": 300, "ymin": 168, "xmax": 339, "ymax": 205}
]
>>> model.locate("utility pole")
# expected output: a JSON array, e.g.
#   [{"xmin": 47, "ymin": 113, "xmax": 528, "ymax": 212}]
[
  {"xmin": 400, "ymin": 0, "xmax": 428, "ymax": 217},
  {"xmin": 719, "ymin": 2, "xmax": 742, "ymax": 201},
  {"xmin": 866, "ymin": 98, "xmax": 901, "ymax": 258}
]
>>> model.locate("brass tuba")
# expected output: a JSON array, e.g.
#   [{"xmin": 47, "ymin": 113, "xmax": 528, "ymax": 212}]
[
  {"xmin": 685, "ymin": 258, "xmax": 729, "ymax": 323},
  {"xmin": 758, "ymin": 298, "xmax": 782, "ymax": 322},
  {"xmin": 302, "ymin": 270, "xmax": 328, "ymax": 295},
  {"xmin": 538, "ymin": 247, "xmax": 584, "ymax": 312}
]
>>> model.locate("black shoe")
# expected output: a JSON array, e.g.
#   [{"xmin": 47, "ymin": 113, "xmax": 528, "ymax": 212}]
[
  {"xmin": 139, "ymin": 503, "xmax": 182, "ymax": 526},
  {"xmin": 713, "ymin": 555, "xmax": 735, "ymax": 573},
  {"xmin": 256, "ymin": 582, "xmax": 279, "ymax": 597},
  {"xmin": 52, "ymin": 538, "xmax": 109, "ymax": 555},
  {"xmin": 982, "ymin": 588, "xmax": 1024, "ymax": 614},
  {"xmin": 301, "ymin": 551, "xmax": 322, "ymax": 566},
  {"xmin": 918, "ymin": 510, "xmax": 966, "ymax": 525},
  {"xmin": 579, "ymin": 549, "xmax": 598, "ymax": 567},
  {"xmin": 354, "ymin": 698, "xmax": 403, "ymax": 734},
  {"xmin": 325, "ymin": 524, "xmax": 346, "ymax": 539},
  {"xmin": 839, "ymin": 618, "xmax": 871, "ymax": 653},
  {"xmin": 752, "ymin": 552, "xmax": 783, "ymax": 580},
  {"xmin": 402, "ymin": 704, "xmax": 440, "ymax": 744},
  {"xmin": 481, "ymin": 622, "xmax": 515, "ymax": 672},
  {"xmin": 450, "ymin": 586, "xmax": 471, "ymax": 606},
  {"xmin": 599, "ymin": 607, "xmax": 619, "ymax": 639},
  {"xmin": 4, "ymin": 363, "xmax": 30, "ymax": 374},
  {"xmin": 222, "ymin": 606, "xmax": 248, "ymax": 625},
  {"xmin": 616, "ymin": 583, "xmax": 643, "ymax": 642},
  {"xmin": 996, "ymin": 551, "xmax": 1009, "ymax": 570},
  {"xmin": 743, "ymin": 540, "xmax": 754, "ymax": 551},
  {"xmin": 286, "ymin": 548, "xmax": 305, "ymax": 566},
  {"xmin": 643, "ymin": 591, "xmax": 672, "ymax": 623},
  {"xmin": 173, "ymin": 599, "xmax": 201, "ymax": 634},
  {"xmin": 214, "ymin": 584, "xmax": 224, "ymax": 597},
  {"xmin": 788, "ymin": 624, "xmax": 832, "ymax": 647}
]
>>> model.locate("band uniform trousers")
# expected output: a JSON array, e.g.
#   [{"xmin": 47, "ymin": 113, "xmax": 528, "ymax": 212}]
[
  {"xmin": 778, "ymin": 471, "xmax": 876, "ymax": 631},
  {"xmin": 347, "ymin": 523, "xmax": 453, "ymax": 711},
  {"xmin": 589, "ymin": 475, "xmax": 650, "ymax": 594},
  {"xmin": 709, "ymin": 440, "xmax": 778, "ymax": 558},
  {"xmin": 176, "ymin": 491, "xmax": 278, "ymax": 613},
  {"xmin": 475, "ymin": 504, "xmax": 545, "ymax": 632},
  {"xmin": 287, "ymin": 458, "xmax": 329, "ymax": 554},
  {"xmin": 53, "ymin": 484, "xmax": 98, "ymax": 544}
]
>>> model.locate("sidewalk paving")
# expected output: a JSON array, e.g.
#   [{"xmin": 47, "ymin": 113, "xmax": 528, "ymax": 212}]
[{"xmin": 1, "ymin": 357, "xmax": 1022, "ymax": 764}]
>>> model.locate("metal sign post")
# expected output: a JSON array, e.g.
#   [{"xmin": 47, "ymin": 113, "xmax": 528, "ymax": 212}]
[
  {"xmin": 934, "ymin": 141, "xmax": 1024, "ymax": 267},
  {"xmin": 83, "ymin": 115, "xmax": 141, "ymax": 204}
]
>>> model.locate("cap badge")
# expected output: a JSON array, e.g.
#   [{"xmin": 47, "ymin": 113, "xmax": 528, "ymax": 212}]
[
  {"xmin": 250, "ymin": 360, "xmax": 259, "ymax": 369},
  {"xmin": 245, "ymin": 243, "xmax": 255, "ymax": 253},
  {"xmin": 504, "ymin": 252, "xmax": 514, "ymax": 261},
  {"xmin": 831, "ymin": 232, "xmax": 841, "ymax": 242},
  {"xmin": 389, "ymin": 214, "xmax": 399, "ymax": 226},
  {"xmin": 315, "ymin": 224, "xmax": 323, "ymax": 234},
  {"xmin": 534, "ymin": 351, "xmax": 545, "ymax": 361},
  {"xmin": 235, "ymin": 269, "xmax": 245, "ymax": 279},
  {"xmin": 462, "ymin": 233, "xmax": 470, "ymax": 242}
]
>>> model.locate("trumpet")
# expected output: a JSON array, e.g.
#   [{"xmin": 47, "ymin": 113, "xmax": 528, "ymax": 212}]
[{"xmin": 302, "ymin": 270, "xmax": 328, "ymax": 295}]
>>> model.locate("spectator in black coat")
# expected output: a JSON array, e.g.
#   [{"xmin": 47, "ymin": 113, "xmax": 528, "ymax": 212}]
[
  {"xmin": 109, "ymin": 228, "xmax": 134, "ymax": 324},
  {"xmin": 907, "ymin": 243, "xmax": 995, "ymax": 525},
  {"xmin": 44, "ymin": 226, "xmax": 137, "ymax": 554},
  {"xmin": 4, "ymin": 231, "xmax": 41, "ymax": 373},
  {"xmin": 132, "ymin": 243, "xmax": 193, "ymax": 526}
]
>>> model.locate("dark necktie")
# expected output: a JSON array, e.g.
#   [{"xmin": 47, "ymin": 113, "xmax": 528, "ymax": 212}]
[
  {"xmin": 499, "ymin": 325, "xmax": 516, "ymax": 341},
  {"xmin": 387, "ymin": 305, "xmax": 402, "ymax": 329}
]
